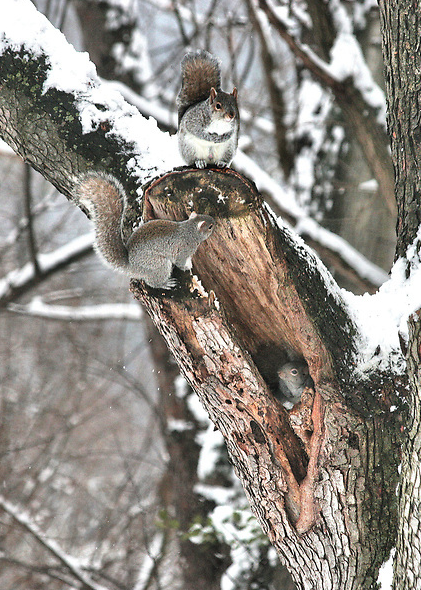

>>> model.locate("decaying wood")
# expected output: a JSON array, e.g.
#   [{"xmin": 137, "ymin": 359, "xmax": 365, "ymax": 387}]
[
  {"xmin": 143, "ymin": 167, "xmax": 357, "ymax": 382},
  {"xmin": 138, "ymin": 166, "xmax": 340, "ymax": 530},
  {"xmin": 128, "ymin": 166, "xmax": 402, "ymax": 589}
]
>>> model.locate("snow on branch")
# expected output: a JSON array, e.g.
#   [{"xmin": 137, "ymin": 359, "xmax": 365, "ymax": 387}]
[
  {"xmin": 256, "ymin": 0, "xmax": 396, "ymax": 216},
  {"xmin": 0, "ymin": 233, "xmax": 94, "ymax": 306},
  {"xmin": 0, "ymin": 495, "xmax": 109, "ymax": 590},
  {"xmin": 0, "ymin": 0, "xmax": 181, "ymax": 186},
  {"xmin": 7, "ymin": 298, "xmax": 143, "ymax": 321},
  {"xmin": 258, "ymin": 0, "xmax": 386, "ymax": 123}
]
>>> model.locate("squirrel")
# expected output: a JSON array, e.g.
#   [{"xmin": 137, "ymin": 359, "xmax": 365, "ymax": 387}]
[
  {"xmin": 177, "ymin": 50, "xmax": 239, "ymax": 169},
  {"xmin": 277, "ymin": 361, "xmax": 314, "ymax": 408},
  {"xmin": 74, "ymin": 172, "xmax": 215, "ymax": 289}
]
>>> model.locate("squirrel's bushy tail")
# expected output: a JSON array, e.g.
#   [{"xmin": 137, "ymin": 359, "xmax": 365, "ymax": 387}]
[
  {"xmin": 177, "ymin": 50, "xmax": 221, "ymax": 121},
  {"xmin": 75, "ymin": 172, "xmax": 129, "ymax": 273}
]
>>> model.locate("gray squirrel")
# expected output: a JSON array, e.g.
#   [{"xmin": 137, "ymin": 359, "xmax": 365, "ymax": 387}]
[
  {"xmin": 277, "ymin": 361, "xmax": 314, "ymax": 408},
  {"xmin": 74, "ymin": 172, "xmax": 214, "ymax": 289},
  {"xmin": 177, "ymin": 50, "xmax": 239, "ymax": 169}
]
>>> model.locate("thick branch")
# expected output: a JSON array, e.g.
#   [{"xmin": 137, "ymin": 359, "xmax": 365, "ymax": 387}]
[{"xmin": 0, "ymin": 39, "xmax": 171, "ymax": 204}]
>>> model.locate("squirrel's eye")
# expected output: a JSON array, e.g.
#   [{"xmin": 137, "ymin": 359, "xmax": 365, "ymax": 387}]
[
  {"xmin": 291, "ymin": 369, "xmax": 298, "ymax": 375},
  {"xmin": 215, "ymin": 102, "xmax": 222, "ymax": 110}
]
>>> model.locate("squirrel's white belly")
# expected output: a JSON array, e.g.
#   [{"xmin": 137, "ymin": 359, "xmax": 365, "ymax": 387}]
[{"xmin": 183, "ymin": 130, "xmax": 231, "ymax": 163}]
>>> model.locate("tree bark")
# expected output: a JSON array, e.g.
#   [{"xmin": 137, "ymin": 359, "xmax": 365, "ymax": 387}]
[
  {"xmin": 144, "ymin": 315, "xmax": 232, "ymax": 590},
  {"xmin": 379, "ymin": 0, "xmax": 421, "ymax": 261},
  {"xmin": 378, "ymin": 2, "xmax": 421, "ymax": 588},
  {"xmin": 133, "ymin": 167, "xmax": 403, "ymax": 590}
]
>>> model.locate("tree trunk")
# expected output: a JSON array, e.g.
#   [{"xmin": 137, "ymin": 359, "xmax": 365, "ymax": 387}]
[
  {"xmin": 378, "ymin": 2, "xmax": 421, "ymax": 587},
  {"xmin": 144, "ymin": 315, "xmax": 231, "ymax": 590},
  {"xmin": 133, "ymin": 167, "xmax": 403, "ymax": 590}
]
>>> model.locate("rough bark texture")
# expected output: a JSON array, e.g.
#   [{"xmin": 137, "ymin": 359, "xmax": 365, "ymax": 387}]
[
  {"xmin": 143, "ymin": 315, "xmax": 232, "ymax": 590},
  {"xmin": 0, "ymin": 47, "xmax": 143, "ymax": 209},
  {"xmin": 379, "ymin": 0, "xmax": 421, "ymax": 261},
  {"xmin": 378, "ymin": 3, "xmax": 421, "ymax": 588},
  {"xmin": 131, "ymin": 167, "xmax": 402, "ymax": 590},
  {"xmin": 394, "ymin": 313, "xmax": 421, "ymax": 590}
]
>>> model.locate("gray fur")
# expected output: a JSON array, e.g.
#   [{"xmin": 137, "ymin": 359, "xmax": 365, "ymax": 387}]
[
  {"xmin": 277, "ymin": 361, "xmax": 313, "ymax": 408},
  {"xmin": 177, "ymin": 51, "xmax": 239, "ymax": 168}
]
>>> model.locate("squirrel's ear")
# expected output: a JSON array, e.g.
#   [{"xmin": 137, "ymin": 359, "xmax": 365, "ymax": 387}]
[
  {"xmin": 232, "ymin": 87, "xmax": 238, "ymax": 99},
  {"xmin": 189, "ymin": 211, "xmax": 198, "ymax": 219},
  {"xmin": 210, "ymin": 87, "xmax": 217, "ymax": 102}
]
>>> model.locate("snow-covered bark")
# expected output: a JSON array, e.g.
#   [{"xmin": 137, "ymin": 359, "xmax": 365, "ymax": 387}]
[{"xmin": 0, "ymin": 0, "xmax": 180, "ymax": 201}]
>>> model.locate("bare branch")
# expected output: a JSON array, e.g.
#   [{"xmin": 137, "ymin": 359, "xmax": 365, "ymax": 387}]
[
  {"xmin": 257, "ymin": 0, "xmax": 396, "ymax": 216},
  {"xmin": 0, "ymin": 234, "xmax": 94, "ymax": 306},
  {"xmin": 0, "ymin": 496, "xmax": 110, "ymax": 590}
]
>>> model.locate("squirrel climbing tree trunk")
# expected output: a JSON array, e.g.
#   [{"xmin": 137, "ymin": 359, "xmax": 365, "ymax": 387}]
[{"xmin": 0, "ymin": 1, "xmax": 420, "ymax": 588}]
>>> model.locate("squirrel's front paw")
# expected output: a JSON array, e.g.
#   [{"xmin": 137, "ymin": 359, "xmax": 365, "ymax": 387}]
[
  {"xmin": 161, "ymin": 278, "xmax": 178, "ymax": 290},
  {"xmin": 215, "ymin": 161, "xmax": 228, "ymax": 168},
  {"xmin": 194, "ymin": 159, "xmax": 207, "ymax": 169}
]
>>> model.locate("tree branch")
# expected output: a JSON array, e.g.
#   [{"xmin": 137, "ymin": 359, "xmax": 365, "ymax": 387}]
[
  {"xmin": 257, "ymin": 0, "xmax": 396, "ymax": 216},
  {"xmin": 0, "ymin": 234, "xmax": 94, "ymax": 306},
  {"xmin": 0, "ymin": 496, "xmax": 110, "ymax": 590}
]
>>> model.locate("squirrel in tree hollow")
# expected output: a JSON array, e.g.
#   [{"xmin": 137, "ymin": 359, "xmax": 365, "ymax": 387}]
[
  {"xmin": 74, "ymin": 172, "xmax": 215, "ymax": 289},
  {"xmin": 177, "ymin": 50, "xmax": 239, "ymax": 168},
  {"xmin": 277, "ymin": 361, "xmax": 314, "ymax": 408}
]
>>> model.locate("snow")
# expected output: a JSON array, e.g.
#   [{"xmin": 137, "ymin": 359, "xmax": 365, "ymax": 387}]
[
  {"xmin": 196, "ymin": 423, "xmax": 225, "ymax": 480},
  {"xmin": 268, "ymin": 0, "xmax": 386, "ymax": 124},
  {"xmin": 328, "ymin": 1, "xmax": 386, "ymax": 122},
  {"xmin": 295, "ymin": 216, "xmax": 388, "ymax": 286},
  {"xmin": 343, "ymin": 232, "xmax": 421, "ymax": 376},
  {"xmin": 0, "ymin": 0, "xmax": 181, "ymax": 185},
  {"xmin": 377, "ymin": 550, "xmax": 394, "ymax": 589},
  {"xmin": 105, "ymin": 79, "xmax": 178, "ymax": 129},
  {"xmin": 187, "ymin": 387, "xmax": 212, "ymax": 423},
  {"xmin": 133, "ymin": 533, "xmax": 165, "ymax": 590},
  {"xmin": 168, "ymin": 418, "xmax": 194, "ymax": 432},
  {"xmin": 174, "ymin": 374, "xmax": 189, "ymax": 398},
  {"xmin": 8, "ymin": 298, "xmax": 143, "ymax": 321}
]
